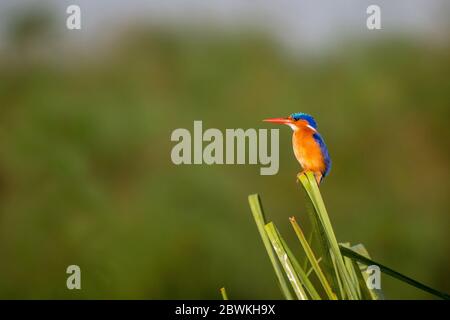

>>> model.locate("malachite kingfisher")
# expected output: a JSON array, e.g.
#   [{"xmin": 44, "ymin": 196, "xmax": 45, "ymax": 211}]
[{"xmin": 264, "ymin": 113, "xmax": 331, "ymax": 184}]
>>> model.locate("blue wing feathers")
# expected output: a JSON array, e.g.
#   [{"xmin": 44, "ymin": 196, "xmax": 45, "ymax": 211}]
[{"xmin": 313, "ymin": 132, "xmax": 331, "ymax": 178}]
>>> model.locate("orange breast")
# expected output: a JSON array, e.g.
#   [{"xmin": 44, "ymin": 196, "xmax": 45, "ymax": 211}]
[{"xmin": 292, "ymin": 128, "xmax": 325, "ymax": 172}]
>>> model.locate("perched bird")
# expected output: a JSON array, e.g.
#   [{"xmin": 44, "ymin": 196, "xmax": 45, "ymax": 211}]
[{"xmin": 264, "ymin": 113, "xmax": 331, "ymax": 184}]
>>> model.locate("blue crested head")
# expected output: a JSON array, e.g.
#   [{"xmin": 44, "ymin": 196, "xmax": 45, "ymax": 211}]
[{"xmin": 290, "ymin": 113, "xmax": 317, "ymax": 129}]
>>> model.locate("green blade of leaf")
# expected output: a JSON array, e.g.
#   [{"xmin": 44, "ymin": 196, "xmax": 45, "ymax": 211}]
[
  {"xmin": 265, "ymin": 222, "xmax": 309, "ymax": 300},
  {"xmin": 330, "ymin": 248, "xmax": 346, "ymax": 299},
  {"xmin": 290, "ymin": 216, "xmax": 337, "ymax": 300},
  {"xmin": 298, "ymin": 172, "xmax": 359, "ymax": 299},
  {"xmin": 278, "ymin": 230, "xmax": 322, "ymax": 300},
  {"xmin": 340, "ymin": 244, "xmax": 450, "ymax": 300},
  {"xmin": 302, "ymin": 230, "xmax": 315, "ymax": 271},
  {"xmin": 341, "ymin": 243, "xmax": 362, "ymax": 299},
  {"xmin": 220, "ymin": 287, "xmax": 229, "ymax": 300},
  {"xmin": 348, "ymin": 244, "xmax": 384, "ymax": 300},
  {"xmin": 351, "ymin": 258, "xmax": 376, "ymax": 300},
  {"xmin": 248, "ymin": 194, "xmax": 294, "ymax": 300},
  {"xmin": 300, "ymin": 179, "xmax": 340, "ymax": 297}
]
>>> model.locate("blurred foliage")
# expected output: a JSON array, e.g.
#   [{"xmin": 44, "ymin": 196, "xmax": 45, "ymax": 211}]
[{"xmin": 0, "ymin": 17, "xmax": 448, "ymax": 299}]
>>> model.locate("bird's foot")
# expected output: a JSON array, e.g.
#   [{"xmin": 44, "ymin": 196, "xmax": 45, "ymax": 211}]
[
  {"xmin": 296, "ymin": 170, "xmax": 322, "ymax": 185},
  {"xmin": 296, "ymin": 170, "xmax": 307, "ymax": 183}
]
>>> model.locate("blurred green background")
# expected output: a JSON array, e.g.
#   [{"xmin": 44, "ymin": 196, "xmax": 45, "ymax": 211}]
[{"xmin": 0, "ymin": 1, "xmax": 448, "ymax": 299}]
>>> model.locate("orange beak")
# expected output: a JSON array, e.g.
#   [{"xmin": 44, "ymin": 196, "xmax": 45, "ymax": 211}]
[{"xmin": 263, "ymin": 117, "xmax": 293, "ymax": 124}]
